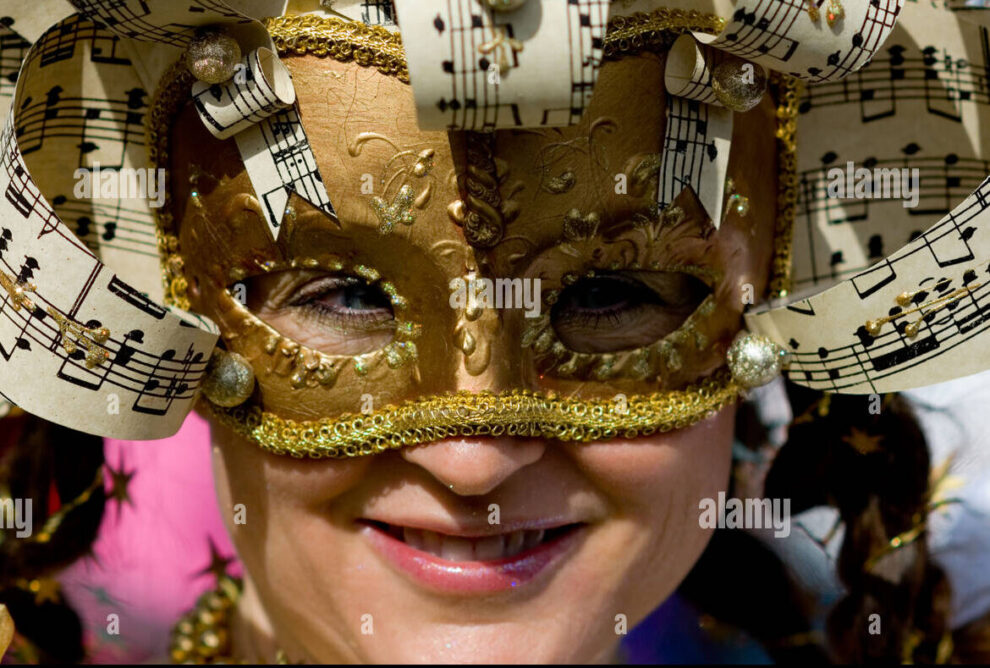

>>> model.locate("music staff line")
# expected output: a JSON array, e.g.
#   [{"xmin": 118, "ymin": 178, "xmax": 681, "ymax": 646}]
[
  {"xmin": 798, "ymin": 155, "xmax": 990, "ymax": 213},
  {"xmin": 53, "ymin": 198, "xmax": 160, "ymax": 259},
  {"xmin": 14, "ymin": 90, "xmax": 146, "ymax": 158},
  {"xmin": 799, "ymin": 53, "xmax": 990, "ymax": 118},
  {"xmin": 24, "ymin": 14, "xmax": 131, "ymax": 70},
  {"xmin": 2, "ymin": 136, "xmax": 92, "ymax": 256},
  {"xmin": 793, "ymin": 159, "xmax": 990, "ymax": 287}
]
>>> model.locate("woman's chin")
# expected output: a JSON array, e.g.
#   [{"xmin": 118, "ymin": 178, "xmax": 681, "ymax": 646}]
[{"xmin": 349, "ymin": 621, "xmax": 614, "ymax": 664}]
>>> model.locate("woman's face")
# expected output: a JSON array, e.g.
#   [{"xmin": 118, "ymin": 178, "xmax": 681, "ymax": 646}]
[{"xmin": 171, "ymin": 48, "xmax": 778, "ymax": 663}]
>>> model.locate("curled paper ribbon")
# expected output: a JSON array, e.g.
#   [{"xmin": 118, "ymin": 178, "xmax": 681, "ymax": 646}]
[
  {"xmin": 395, "ymin": 0, "xmax": 611, "ymax": 130},
  {"xmin": 695, "ymin": 0, "xmax": 904, "ymax": 83},
  {"xmin": 0, "ymin": 111, "xmax": 219, "ymax": 439},
  {"xmin": 192, "ymin": 46, "xmax": 295, "ymax": 141},
  {"xmin": 665, "ymin": 34, "xmax": 729, "ymax": 106},
  {"xmin": 746, "ymin": 177, "xmax": 990, "ymax": 395}
]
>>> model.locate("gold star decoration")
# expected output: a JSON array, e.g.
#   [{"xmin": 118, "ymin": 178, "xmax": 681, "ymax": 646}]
[
  {"xmin": 105, "ymin": 460, "xmax": 136, "ymax": 521},
  {"xmin": 842, "ymin": 427, "xmax": 885, "ymax": 455},
  {"xmin": 16, "ymin": 577, "xmax": 61, "ymax": 605},
  {"xmin": 198, "ymin": 538, "xmax": 235, "ymax": 583}
]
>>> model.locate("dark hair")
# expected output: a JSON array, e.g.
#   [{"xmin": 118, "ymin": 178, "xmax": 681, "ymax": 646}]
[
  {"xmin": 0, "ymin": 413, "xmax": 105, "ymax": 663},
  {"xmin": 680, "ymin": 381, "xmax": 990, "ymax": 663}
]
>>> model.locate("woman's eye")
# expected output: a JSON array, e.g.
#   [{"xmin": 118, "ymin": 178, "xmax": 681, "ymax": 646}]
[
  {"xmin": 291, "ymin": 278, "xmax": 394, "ymax": 314},
  {"xmin": 550, "ymin": 272, "xmax": 711, "ymax": 353},
  {"xmin": 245, "ymin": 271, "xmax": 396, "ymax": 356}
]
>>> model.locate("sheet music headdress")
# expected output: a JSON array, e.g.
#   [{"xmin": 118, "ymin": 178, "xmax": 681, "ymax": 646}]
[{"xmin": 0, "ymin": 0, "xmax": 987, "ymax": 457}]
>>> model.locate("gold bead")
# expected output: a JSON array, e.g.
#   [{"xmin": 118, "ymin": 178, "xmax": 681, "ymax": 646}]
[
  {"xmin": 726, "ymin": 332, "xmax": 787, "ymax": 389},
  {"xmin": 479, "ymin": 0, "xmax": 528, "ymax": 11},
  {"xmin": 185, "ymin": 30, "xmax": 242, "ymax": 84},
  {"xmin": 201, "ymin": 348, "xmax": 256, "ymax": 408},
  {"xmin": 896, "ymin": 291, "xmax": 913, "ymax": 306},
  {"xmin": 712, "ymin": 59, "xmax": 768, "ymax": 113},
  {"xmin": 904, "ymin": 322, "xmax": 920, "ymax": 338},
  {"xmin": 865, "ymin": 320, "xmax": 883, "ymax": 336}
]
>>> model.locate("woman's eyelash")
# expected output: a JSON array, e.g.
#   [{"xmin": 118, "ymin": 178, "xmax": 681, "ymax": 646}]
[{"xmin": 286, "ymin": 276, "xmax": 360, "ymax": 308}]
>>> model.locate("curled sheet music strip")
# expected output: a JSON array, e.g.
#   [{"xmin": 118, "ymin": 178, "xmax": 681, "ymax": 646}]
[
  {"xmin": 395, "ymin": 0, "xmax": 610, "ymax": 130},
  {"xmin": 68, "ymin": 0, "xmax": 338, "ymax": 240},
  {"xmin": 746, "ymin": 177, "xmax": 990, "ymax": 395},
  {"xmin": 193, "ymin": 47, "xmax": 295, "ymax": 141},
  {"xmin": 697, "ymin": 0, "xmax": 904, "ymax": 83},
  {"xmin": 665, "ymin": 34, "xmax": 725, "ymax": 105},
  {"xmin": 236, "ymin": 106, "xmax": 338, "ymax": 240},
  {"xmin": 658, "ymin": 95, "xmax": 733, "ymax": 228},
  {"xmin": 0, "ymin": 111, "xmax": 219, "ymax": 439}
]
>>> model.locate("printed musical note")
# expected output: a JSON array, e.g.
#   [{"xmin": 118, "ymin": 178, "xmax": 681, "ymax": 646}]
[
  {"xmin": 107, "ymin": 274, "xmax": 166, "ymax": 320},
  {"xmin": 799, "ymin": 42, "xmax": 990, "ymax": 121}
]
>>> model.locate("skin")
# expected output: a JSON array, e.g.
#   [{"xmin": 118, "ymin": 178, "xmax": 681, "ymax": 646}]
[{"xmin": 170, "ymin": 47, "xmax": 779, "ymax": 663}]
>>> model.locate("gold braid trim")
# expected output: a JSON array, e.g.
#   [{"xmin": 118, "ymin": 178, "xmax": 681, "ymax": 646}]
[
  {"xmin": 210, "ymin": 369, "xmax": 741, "ymax": 459},
  {"xmin": 262, "ymin": 8, "xmax": 727, "ymax": 79},
  {"xmin": 769, "ymin": 72, "xmax": 803, "ymax": 299},
  {"xmin": 264, "ymin": 14, "xmax": 408, "ymax": 82},
  {"xmin": 603, "ymin": 9, "xmax": 725, "ymax": 58}
]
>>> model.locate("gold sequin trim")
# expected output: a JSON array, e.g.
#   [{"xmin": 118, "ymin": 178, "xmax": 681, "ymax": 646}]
[
  {"xmin": 769, "ymin": 72, "xmax": 803, "ymax": 299},
  {"xmin": 264, "ymin": 14, "xmax": 408, "ymax": 82},
  {"xmin": 209, "ymin": 369, "xmax": 741, "ymax": 459},
  {"xmin": 147, "ymin": 60, "xmax": 195, "ymax": 311}
]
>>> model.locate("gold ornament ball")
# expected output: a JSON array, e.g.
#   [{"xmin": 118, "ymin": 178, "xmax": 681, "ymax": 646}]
[
  {"xmin": 202, "ymin": 349, "xmax": 255, "ymax": 408},
  {"xmin": 185, "ymin": 31, "xmax": 242, "ymax": 84},
  {"xmin": 480, "ymin": 0, "xmax": 528, "ymax": 11},
  {"xmin": 727, "ymin": 333, "xmax": 787, "ymax": 389},
  {"xmin": 712, "ymin": 60, "xmax": 768, "ymax": 113}
]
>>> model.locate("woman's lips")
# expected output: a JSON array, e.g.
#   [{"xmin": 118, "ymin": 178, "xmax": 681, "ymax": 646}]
[{"xmin": 360, "ymin": 520, "xmax": 586, "ymax": 593}]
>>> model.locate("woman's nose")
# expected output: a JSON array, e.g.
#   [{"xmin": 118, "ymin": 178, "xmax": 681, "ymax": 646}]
[{"xmin": 400, "ymin": 436, "xmax": 545, "ymax": 496}]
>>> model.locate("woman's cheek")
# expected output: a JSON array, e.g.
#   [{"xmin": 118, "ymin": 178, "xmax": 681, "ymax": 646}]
[{"xmin": 566, "ymin": 405, "xmax": 736, "ymax": 515}]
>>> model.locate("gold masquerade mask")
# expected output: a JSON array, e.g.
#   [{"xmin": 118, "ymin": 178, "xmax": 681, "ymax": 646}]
[{"xmin": 151, "ymin": 11, "xmax": 788, "ymax": 458}]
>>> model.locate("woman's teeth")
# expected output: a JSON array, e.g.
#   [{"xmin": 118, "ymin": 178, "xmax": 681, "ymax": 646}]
[{"xmin": 398, "ymin": 527, "xmax": 548, "ymax": 561}]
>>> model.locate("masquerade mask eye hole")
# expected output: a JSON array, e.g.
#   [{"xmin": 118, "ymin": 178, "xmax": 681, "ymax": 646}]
[
  {"xmin": 244, "ymin": 271, "xmax": 397, "ymax": 356},
  {"xmin": 550, "ymin": 271, "xmax": 712, "ymax": 353}
]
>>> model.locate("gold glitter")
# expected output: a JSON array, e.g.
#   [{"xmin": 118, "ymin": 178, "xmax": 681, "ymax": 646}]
[
  {"xmin": 49, "ymin": 308, "xmax": 111, "ymax": 369},
  {"xmin": 370, "ymin": 184, "xmax": 416, "ymax": 234},
  {"xmin": 864, "ymin": 282, "xmax": 980, "ymax": 339}
]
